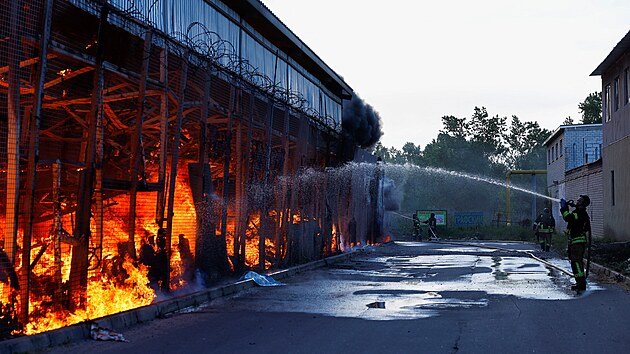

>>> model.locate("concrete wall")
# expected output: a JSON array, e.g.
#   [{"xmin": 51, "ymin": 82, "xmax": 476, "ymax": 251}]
[
  {"xmin": 601, "ymin": 51, "xmax": 630, "ymax": 147},
  {"xmin": 602, "ymin": 136, "xmax": 630, "ymax": 241},
  {"xmin": 600, "ymin": 42, "xmax": 630, "ymax": 241}
]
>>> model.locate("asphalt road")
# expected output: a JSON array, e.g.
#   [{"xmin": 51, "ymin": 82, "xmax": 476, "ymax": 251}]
[{"xmin": 39, "ymin": 241, "xmax": 630, "ymax": 354}]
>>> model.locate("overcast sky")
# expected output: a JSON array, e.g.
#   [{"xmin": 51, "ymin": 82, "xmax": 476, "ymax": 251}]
[{"xmin": 261, "ymin": 0, "xmax": 630, "ymax": 149}]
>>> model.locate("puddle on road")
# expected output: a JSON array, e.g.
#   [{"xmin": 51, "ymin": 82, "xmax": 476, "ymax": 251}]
[{"xmin": 206, "ymin": 244, "xmax": 602, "ymax": 321}]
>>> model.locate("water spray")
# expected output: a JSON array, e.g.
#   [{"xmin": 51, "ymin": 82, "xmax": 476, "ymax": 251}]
[{"xmin": 395, "ymin": 164, "xmax": 557, "ymax": 202}]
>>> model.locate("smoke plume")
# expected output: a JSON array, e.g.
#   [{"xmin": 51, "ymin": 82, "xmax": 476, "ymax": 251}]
[
  {"xmin": 342, "ymin": 94, "xmax": 383, "ymax": 149},
  {"xmin": 382, "ymin": 177, "xmax": 402, "ymax": 211}
]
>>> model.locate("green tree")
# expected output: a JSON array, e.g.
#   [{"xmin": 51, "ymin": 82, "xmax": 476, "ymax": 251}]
[
  {"xmin": 504, "ymin": 116, "xmax": 551, "ymax": 169},
  {"xmin": 578, "ymin": 92, "xmax": 602, "ymax": 124},
  {"xmin": 401, "ymin": 142, "xmax": 423, "ymax": 165},
  {"xmin": 468, "ymin": 106, "xmax": 507, "ymax": 160},
  {"xmin": 373, "ymin": 142, "xmax": 391, "ymax": 161},
  {"xmin": 373, "ymin": 142, "xmax": 404, "ymax": 164},
  {"xmin": 439, "ymin": 115, "xmax": 468, "ymax": 139},
  {"xmin": 563, "ymin": 116, "xmax": 574, "ymax": 125}
]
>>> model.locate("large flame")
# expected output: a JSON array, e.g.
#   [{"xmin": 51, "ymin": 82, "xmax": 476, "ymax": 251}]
[
  {"xmin": 17, "ymin": 163, "xmax": 197, "ymax": 335},
  {"xmin": 225, "ymin": 210, "xmax": 278, "ymax": 269},
  {"xmin": 24, "ymin": 258, "xmax": 155, "ymax": 335}
]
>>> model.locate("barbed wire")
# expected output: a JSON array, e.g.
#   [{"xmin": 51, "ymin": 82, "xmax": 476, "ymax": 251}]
[{"xmin": 109, "ymin": 0, "xmax": 340, "ymax": 132}]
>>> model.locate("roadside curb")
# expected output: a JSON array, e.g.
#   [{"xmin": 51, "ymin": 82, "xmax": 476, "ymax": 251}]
[
  {"xmin": 0, "ymin": 251, "xmax": 358, "ymax": 354},
  {"xmin": 588, "ymin": 260, "xmax": 630, "ymax": 288}
]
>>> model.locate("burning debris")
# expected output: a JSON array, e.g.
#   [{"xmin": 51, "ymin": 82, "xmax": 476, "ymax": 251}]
[{"xmin": 0, "ymin": 0, "xmax": 385, "ymax": 339}]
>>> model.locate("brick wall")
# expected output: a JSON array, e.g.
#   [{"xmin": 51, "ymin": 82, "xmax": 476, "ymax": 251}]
[{"xmin": 565, "ymin": 160, "xmax": 603, "ymax": 239}]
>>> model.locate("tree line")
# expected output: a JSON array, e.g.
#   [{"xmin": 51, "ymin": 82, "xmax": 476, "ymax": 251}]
[{"xmin": 375, "ymin": 92, "xmax": 602, "ymax": 224}]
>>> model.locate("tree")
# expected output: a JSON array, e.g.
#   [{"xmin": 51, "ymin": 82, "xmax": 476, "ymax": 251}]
[
  {"xmin": 563, "ymin": 116, "xmax": 574, "ymax": 125},
  {"xmin": 373, "ymin": 142, "xmax": 406, "ymax": 164},
  {"xmin": 504, "ymin": 116, "xmax": 551, "ymax": 169},
  {"xmin": 578, "ymin": 92, "xmax": 602, "ymax": 124},
  {"xmin": 401, "ymin": 142, "xmax": 423, "ymax": 165},
  {"xmin": 468, "ymin": 106, "xmax": 507, "ymax": 160},
  {"xmin": 373, "ymin": 142, "xmax": 391, "ymax": 161},
  {"xmin": 439, "ymin": 115, "xmax": 468, "ymax": 139}
]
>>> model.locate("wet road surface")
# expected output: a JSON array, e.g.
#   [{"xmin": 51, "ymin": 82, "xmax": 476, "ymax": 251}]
[{"xmin": 39, "ymin": 241, "xmax": 630, "ymax": 354}]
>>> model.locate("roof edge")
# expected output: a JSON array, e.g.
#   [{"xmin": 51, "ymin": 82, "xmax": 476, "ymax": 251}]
[
  {"xmin": 591, "ymin": 29, "xmax": 630, "ymax": 76},
  {"xmin": 542, "ymin": 123, "xmax": 602, "ymax": 146}
]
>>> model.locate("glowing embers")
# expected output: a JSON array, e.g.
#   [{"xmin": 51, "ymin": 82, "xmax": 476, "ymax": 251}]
[{"xmin": 244, "ymin": 211, "xmax": 277, "ymax": 269}]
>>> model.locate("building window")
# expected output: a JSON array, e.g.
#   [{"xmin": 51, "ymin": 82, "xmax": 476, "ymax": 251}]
[
  {"xmin": 625, "ymin": 68, "xmax": 629, "ymax": 105},
  {"xmin": 614, "ymin": 77, "xmax": 619, "ymax": 111},
  {"xmin": 547, "ymin": 149, "xmax": 551, "ymax": 165},
  {"xmin": 552, "ymin": 146, "xmax": 555, "ymax": 161},
  {"xmin": 559, "ymin": 139, "xmax": 563, "ymax": 156},
  {"xmin": 605, "ymin": 84, "xmax": 612, "ymax": 121},
  {"xmin": 611, "ymin": 170, "xmax": 615, "ymax": 206}
]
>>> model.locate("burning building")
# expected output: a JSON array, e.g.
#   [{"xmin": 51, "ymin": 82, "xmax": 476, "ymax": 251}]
[{"xmin": 0, "ymin": 0, "xmax": 384, "ymax": 338}]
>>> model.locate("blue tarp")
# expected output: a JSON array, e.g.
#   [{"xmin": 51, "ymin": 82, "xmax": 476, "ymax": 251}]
[{"xmin": 240, "ymin": 271, "xmax": 284, "ymax": 287}]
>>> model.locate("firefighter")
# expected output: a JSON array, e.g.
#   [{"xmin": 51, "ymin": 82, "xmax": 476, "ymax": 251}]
[
  {"xmin": 534, "ymin": 208, "xmax": 555, "ymax": 251},
  {"xmin": 423, "ymin": 213, "xmax": 437, "ymax": 240},
  {"xmin": 412, "ymin": 214, "xmax": 422, "ymax": 240},
  {"xmin": 560, "ymin": 195, "xmax": 590, "ymax": 292}
]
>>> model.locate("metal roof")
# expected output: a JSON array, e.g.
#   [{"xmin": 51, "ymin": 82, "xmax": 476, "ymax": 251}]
[
  {"xmin": 224, "ymin": 0, "xmax": 353, "ymax": 99},
  {"xmin": 591, "ymin": 29, "xmax": 630, "ymax": 76}
]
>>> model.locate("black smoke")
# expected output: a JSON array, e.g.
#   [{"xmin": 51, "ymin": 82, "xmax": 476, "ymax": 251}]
[{"xmin": 342, "ymin": 94, "xmax": 383, "ymax": 149}]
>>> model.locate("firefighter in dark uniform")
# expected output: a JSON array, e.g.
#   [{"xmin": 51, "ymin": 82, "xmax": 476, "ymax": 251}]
[
  {"xmin": 412, "ymin": 214, "xmax": 422, "ymax": 240},
  {"xmin": 534, "ymin": 208, "xmax": 555, "ymax": 251},
  {"xmin": 560, "ymin": 195, "xmax": 590, "ymax": 291},
  {"xmin": 423, "ymin": 213, "xmax": 437, "ymax": 240}
]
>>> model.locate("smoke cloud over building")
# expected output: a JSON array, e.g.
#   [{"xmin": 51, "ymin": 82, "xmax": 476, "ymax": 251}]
[{"xmin": 342, "ymin": 94, "xmax": 383, "ymax": 149}]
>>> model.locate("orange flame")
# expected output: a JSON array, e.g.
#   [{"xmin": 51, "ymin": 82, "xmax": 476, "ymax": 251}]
[
  {"xmin": 24, "ymin": 258, "xmax": 155, "ymax": 335},
  {"xmin": 18, "ymin": 163, "xmax": 197, "ymax": 335}
]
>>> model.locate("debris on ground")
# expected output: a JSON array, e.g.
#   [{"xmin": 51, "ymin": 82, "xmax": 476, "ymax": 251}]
[
  {"xmin": 90, "ymin": 323, "xmax": 128, "ymax": 342},
  {"xmin": 592, "ymin": 242, "xmax": 630, "ymax": 276},
  {"xmin": 366, "ymin": 301, "xmax": 385, "ymax": 309},
  {"xmin": 240, "ymin": 271, "xmax": 284, "ymax": 286}
]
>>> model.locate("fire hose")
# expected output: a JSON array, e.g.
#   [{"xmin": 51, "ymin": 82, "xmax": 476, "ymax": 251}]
[{"xmin": 391, "ymin": 212, "xmax": 438, "ymax": 240}]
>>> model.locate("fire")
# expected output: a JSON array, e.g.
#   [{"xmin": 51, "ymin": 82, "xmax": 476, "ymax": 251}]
[
  {"xmin": 225, "ymin": 210, "xmax": 278, "ymax": 269},
  {"xmin": 331, "ymin": 224, "xmax": 338, "ymax": 251},
  {"xmin": 292, "ymin": 211, "xmax": 302, "ymax": 224},
  {"xmin": 24, "ymin": 258, "xmax": 155, "ymax": 335},
  {"xmin": 16, "ymin": 163, "xmax": 197, "ymax": 335}
]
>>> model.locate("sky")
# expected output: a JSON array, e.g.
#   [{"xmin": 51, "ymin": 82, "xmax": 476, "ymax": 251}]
[{"xmin": 261, "ymin": 0, "xmax": 630, "ymax": 149}]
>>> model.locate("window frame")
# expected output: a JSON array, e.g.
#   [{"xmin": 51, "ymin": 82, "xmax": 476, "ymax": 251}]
[
  {"xmin": 611, "ymin": 170, "xmax": 615, "ymax": 206},
  {"xmin": 605, "ymin": 84, "xmax": 612, "ymax": 122},
  {"xmin": 625, "ymin": 68, "xmax": 629, "ymax": 105},
  {"xmin": 614, "ymin": 77, "xmax": 620, "ymax": 112}
]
